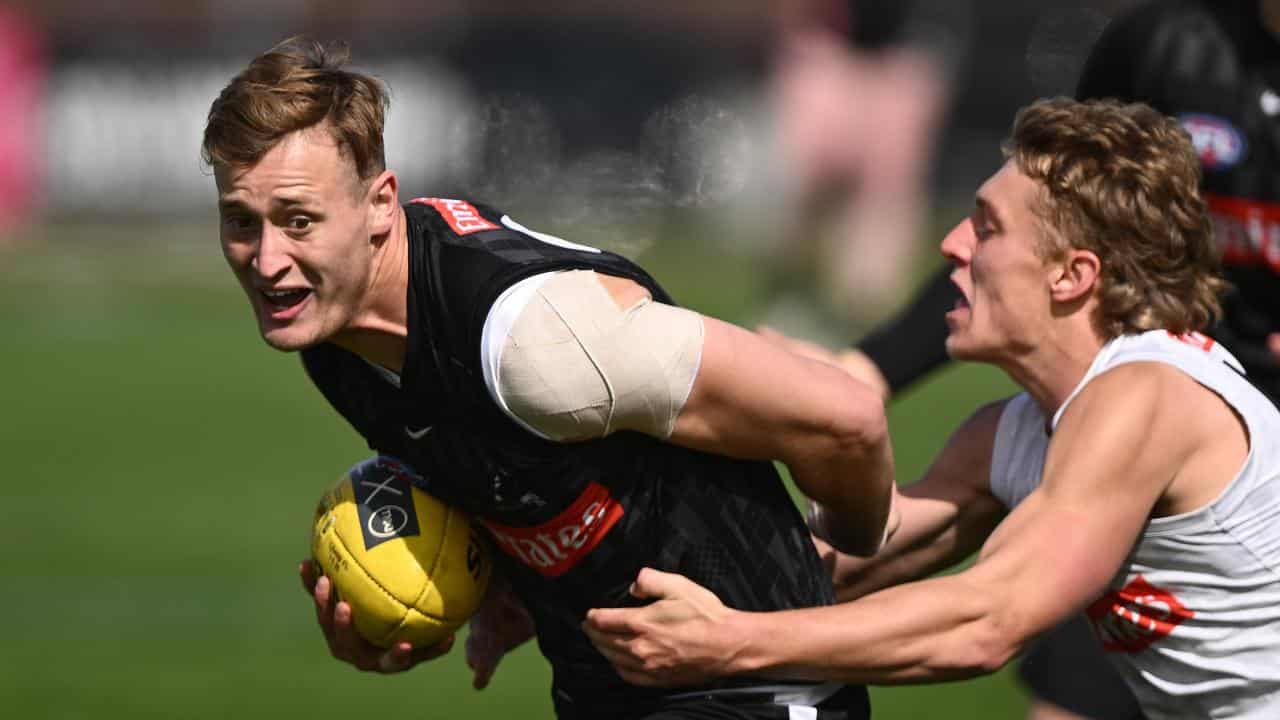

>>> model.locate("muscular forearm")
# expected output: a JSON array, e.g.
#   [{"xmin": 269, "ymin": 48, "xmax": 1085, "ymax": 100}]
[
  {"xmin": 675, "ymin": 318, "xmax": 896, "ymax": 554},
  {"xmin": 786, "ymin": 411, "xmax": 896, "ymax": 557},
  {"xmin": 830, "ymin": 489, "xmax": 1003, "ymax": 600},
  {"xmin": 830, "ymin": 510, "xmax": 971, "ymax": 601},
  {"xmin": 727, "ymin": 572, "xmax": 1015, "ymax": 685}
]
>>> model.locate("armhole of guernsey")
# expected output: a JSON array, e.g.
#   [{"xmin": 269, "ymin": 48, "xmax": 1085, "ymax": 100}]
[
  {"xmin": 989, "ymin": 392, "xmax": 1033, "ymax": 510},
  {"xmin": 480, "ymin": 271, "xmax": 561, "ymax": 440}
]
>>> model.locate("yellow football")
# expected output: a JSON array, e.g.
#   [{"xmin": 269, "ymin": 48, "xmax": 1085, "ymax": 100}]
[{"xmin": 311, "ymin": 456, "xmax": 490, "ymax": 648}]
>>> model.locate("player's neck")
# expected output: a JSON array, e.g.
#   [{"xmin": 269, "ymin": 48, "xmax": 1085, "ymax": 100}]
[
  {"xmin": 998, "ymin": 319, "xmax": 1106, "ymax": 420},
  {"xmin": 333, "ymin": 206, "xmax": 411, "ymax": 373}
]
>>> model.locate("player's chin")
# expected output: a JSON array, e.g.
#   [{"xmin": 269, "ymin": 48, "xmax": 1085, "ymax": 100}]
[
  {"xmin": 944, "ymin": 333, "xmax": 986, "ymax": 362},
  {"xmin": 944, "ymin": 332, "xmax": 971, "ymax": 359},
  {"xmin": 260, "ymin": 323, "xmax": 322, "ymax": 353}
]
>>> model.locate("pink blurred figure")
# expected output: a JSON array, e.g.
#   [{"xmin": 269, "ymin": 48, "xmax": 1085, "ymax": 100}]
[
  {"xmin": 0, "ymin": 7, "xmax": 45, "ymax": 244},
  {"xmin": 773, "ymin": 0, "xmax": 947, "ymax": 319}
]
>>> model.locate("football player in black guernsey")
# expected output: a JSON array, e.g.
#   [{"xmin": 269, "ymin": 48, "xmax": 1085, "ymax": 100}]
[{"xmin": 202, "ymin": 37, "xmax": 894, "ymax": 720}]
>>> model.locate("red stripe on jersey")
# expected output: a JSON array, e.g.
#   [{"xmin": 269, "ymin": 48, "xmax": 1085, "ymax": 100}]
[
  {"xmin": 410, "ymin": 197, "xmax": 499, "ymax": 235},
  {"xmin": 1167, "ymin": 330, "xmax": 1215, "ymax": 352},
  {"xmin": 482, "ymin": 481, "xmax": 624, "ymax": 578},
  {"xmin": 1206, "ymin": 193, "xmax": 1280, "ymax": 272}
]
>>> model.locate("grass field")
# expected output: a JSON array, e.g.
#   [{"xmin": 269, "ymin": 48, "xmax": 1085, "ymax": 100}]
[{"xmin": 1, "ymin": 219, "xmax": 1025, "ymax": 719}]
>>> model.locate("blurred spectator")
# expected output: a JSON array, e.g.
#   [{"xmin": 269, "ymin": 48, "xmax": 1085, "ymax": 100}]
[
  {"xmin": 768, "ymin": 0, "xmax": 950, "ymax": 325},
  {"xmin": 0, "ymin": 6, "xmax": 45, "ymax": 244}
]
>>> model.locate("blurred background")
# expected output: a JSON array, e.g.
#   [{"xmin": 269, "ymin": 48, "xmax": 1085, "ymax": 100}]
[{"xmin": 1, "ymin": 0, "xmax": 1136, "ymax": 717}]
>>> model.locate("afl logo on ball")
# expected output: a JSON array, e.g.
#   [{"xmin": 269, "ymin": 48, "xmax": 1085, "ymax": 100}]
[
  {"xmin": 368, "ymin": 505, "xmax": 410, "ymax": 539},
  {"xmin": 351, "ymin": 456, "xmax": 422, "ymax": 550}
]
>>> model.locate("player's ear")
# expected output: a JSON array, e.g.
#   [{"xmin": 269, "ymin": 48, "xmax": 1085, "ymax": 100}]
[
  {"xmin": 366, "ymin": 170, "xmax": 399, "ymax": 238},
  {"xmin": 1049, "ymin": 248, "xmax": 1100, "ymax": 304}
]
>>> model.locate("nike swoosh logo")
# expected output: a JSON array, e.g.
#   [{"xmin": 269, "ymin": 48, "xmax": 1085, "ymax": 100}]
[{"xmin": 404, "ymin": 425, "xmax": 433, "ymax": 440}]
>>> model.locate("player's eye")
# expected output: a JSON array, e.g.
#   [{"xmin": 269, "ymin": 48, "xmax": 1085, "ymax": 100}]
[
  {"xmin": 288, "ymin": 215, "xmax": 313, "ymax": 232},
  {"xmin": 223, "ymin": 214, "xmax": 257, "ymax": 233}
]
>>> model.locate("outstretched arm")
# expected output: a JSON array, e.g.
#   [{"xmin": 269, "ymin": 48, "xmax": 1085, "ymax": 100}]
[{"xmin": 585, "ymin": 364, "xmax": 1189, "ymax": 686}]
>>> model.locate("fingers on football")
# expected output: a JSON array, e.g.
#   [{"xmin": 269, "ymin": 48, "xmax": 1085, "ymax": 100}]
[
  {"xmin": 299, "ymin": 559, "xmax": 318, "ymax": 595},
  {"xmin": 330, "ymin": 600, "xmax": 379, "ymax": 668},
  {"xmin": 418, "ymin": 634, "xmax": 455, "ymax": 663},
  {"xmin": 312, "ymin": 575, "xmax": 336, "ymax": 636},
  {"xmin": 376, "ymin": 635, "xmax": 455, "ymax": 673}
]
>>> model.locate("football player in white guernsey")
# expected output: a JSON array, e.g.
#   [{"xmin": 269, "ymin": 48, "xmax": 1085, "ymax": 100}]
[{"xmin": 585, "ymin": 98, "xmax": 1280, "ymax": 720}]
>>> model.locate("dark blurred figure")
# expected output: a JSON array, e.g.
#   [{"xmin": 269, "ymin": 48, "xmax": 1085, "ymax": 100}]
[
  {"xmin": 769, "ymin": 0, "xmax": 949, "ymax": 324},
  {"xmin": 0, "ymin": 6, "xmax": 44, "ymax": 244}
]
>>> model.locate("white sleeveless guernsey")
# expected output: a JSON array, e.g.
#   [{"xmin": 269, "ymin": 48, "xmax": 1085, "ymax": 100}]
[{"xmin": 990, "ymin": 330, "xmax": 1280, "ymax": 719}]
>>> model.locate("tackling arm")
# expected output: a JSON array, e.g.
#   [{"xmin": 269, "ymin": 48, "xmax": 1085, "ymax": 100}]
[
  {"xmin": 585, "ymin": 365, "xmax": 1191, "ymax": 686},
  {"xmin": 734, "ymin": 366, "xmax": 1185, "ymax": 682}
]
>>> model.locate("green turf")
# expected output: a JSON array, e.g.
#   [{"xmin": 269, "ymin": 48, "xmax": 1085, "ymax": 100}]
[{"xmin": 0, "ymin": 223, "xmax": 1024, "ymax": 718}]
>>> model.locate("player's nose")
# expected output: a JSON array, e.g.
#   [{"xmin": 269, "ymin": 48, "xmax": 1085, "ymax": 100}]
[
  {"xmin": 940, "ymin": 218, "xmax": 974, "ymax": 266},
  {"xmin": 252, "ymin": 225, "xmax": 294, "ymax": 279}
]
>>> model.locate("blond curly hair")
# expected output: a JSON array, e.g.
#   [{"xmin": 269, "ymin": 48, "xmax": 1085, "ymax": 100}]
[{"xmin": 1004, "ymin": 98, "xmax": 1226, "ymax": 337}]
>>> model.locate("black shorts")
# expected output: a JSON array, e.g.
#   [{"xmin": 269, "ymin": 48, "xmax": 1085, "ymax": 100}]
[
  {"xmin": 1018, "ymin": 615, "xmax": 1143, "ymax": 720},
  {"xmin": 555, "ymin": 683, "xmax": 870, "ymax": 720}
]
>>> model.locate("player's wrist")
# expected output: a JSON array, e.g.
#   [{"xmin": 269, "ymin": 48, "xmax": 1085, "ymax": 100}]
[{"xmin": 722, "ymin": 609, "xmax": 774, "ymax": 678}]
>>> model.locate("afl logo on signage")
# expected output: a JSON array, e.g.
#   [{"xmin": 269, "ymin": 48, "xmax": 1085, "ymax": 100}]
[{"xmin": 1178, "ymin": 113, "xmax": 1247, "ymax": 170}]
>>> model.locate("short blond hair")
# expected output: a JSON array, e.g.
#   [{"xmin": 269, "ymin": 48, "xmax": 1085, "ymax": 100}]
[
  {"xmin": 1004, "ymin": 98, "xmax": 1226, "ymax": 337},
  {"xmin": 202, "ymin": 37, "xmax": 389, "ymax": 182}
]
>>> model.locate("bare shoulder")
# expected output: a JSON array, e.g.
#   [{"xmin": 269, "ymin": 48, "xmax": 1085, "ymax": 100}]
[
  {"xmin": 1052, "ymin": 361, "xmax": 1246, "ymax": 515},
  {"xmin": 1067, "ymin": 360, "xmax": 1223, "ymax": 428}
]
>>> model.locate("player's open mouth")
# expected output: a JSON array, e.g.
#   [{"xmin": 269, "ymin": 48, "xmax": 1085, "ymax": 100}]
[
  {"xmin": 948, "ymin": 277, "xmax": 971, "ymax": 312},
  {"xmin": 945, "ymin": 284, "xmax": 970, "ymax": 327},
  {"xmin": 261, "ymin": 288, "xmax": 313, "ymax": 319}
]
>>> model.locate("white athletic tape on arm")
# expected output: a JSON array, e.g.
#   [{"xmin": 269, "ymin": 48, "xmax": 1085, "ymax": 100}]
[{"xmin": 491, "ymin": 270, "xmax": 704, "ymax": 442}]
